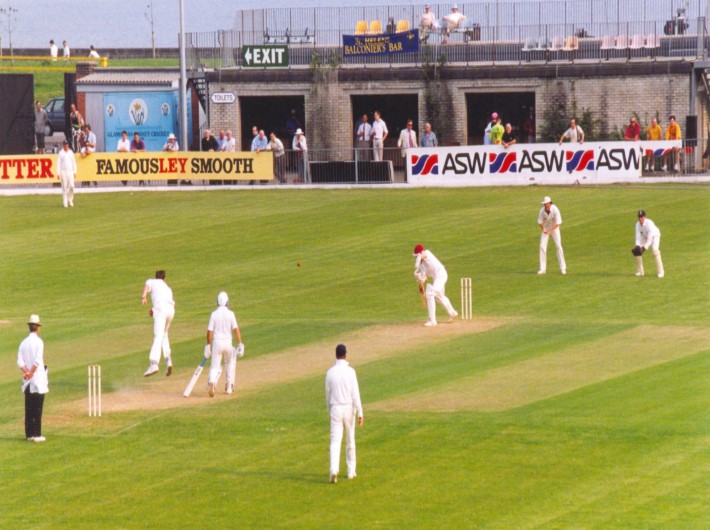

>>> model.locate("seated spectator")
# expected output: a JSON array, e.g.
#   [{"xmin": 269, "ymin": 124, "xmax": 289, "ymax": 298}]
[
  {"xmin": 80, "ymin": 124, "xmax": 96, "ymax": 157},
  {"xmin": 624, "ymin": 116, "xmax": 640, "ymax": 141},
  {"xmin": 663, "ymin": 115, "xmax": 681, "ymax": 172},
  {"xmin": 443, "ymin": 5, "xmax": 466, "ymax": 43},
  {"xmin": 163, "ymin": 133, "xmax": 179, "ymax": 152},
  {"xmin": 644, "ymin": 117, "xmax": 662, "ymax": 172},
  {"xmin": 419, "ymin": 5, "xmax": 438, "ymax": 42},
  {"xmin": 501, "ymin": 123, "xmax": 517, "ymax": 148}
]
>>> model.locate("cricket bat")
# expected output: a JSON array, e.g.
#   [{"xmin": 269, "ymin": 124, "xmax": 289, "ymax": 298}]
[
  {"xmin": 418, "ymin": 282, "xmax": 426, "ymax": 308},
  {"xmin": 183, "ymin": 357, "xmax": 207, "ymax": 397}
]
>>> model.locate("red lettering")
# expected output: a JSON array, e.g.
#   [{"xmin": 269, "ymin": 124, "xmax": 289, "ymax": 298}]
[
  {"xmin": 0, "ymin": 159, "xmax": 10, "ymax": 179},
  {"xmin": 177, "ymin": 158, "xmax": 187, "ymax": 174},
  {"xmin": 167, "ymin": 158, "xmax": 178, "ymax": 173},
  {"xmin": 40, "ymin": 158, "xmax": 54, "ymax": 178},
  {"xmin": 27, "ymin": 159, "xmax": 40, "ymax": 178},
  {"xmin": 14, "ymin": 159, "xmax": 28, "ymax": 178}
]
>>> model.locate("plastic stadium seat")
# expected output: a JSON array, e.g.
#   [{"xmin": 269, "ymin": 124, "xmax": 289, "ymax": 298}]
[
  {"xmin": 534, "ymin": 36, "xmax": 550, "ymax": 51},
  {"xmin": 396, "ymin": 19, "xmax": 410, "ymax": 33},
  {"xmin": 629, "ymin": 34, "xmax": 644, "ymax": 50},
  {"xmin": 355, "ymin": 20, "xmax": 368, "ymax": 35},
  {"xmin": 614, "ymin": 34, "xmax": 630, "ymax": 50},
  {"xmin": 644, "ymin": 33, "xmax": 660, "ymax": 48},
  {"xmin": 599, "ymin": 35, "xmax": 615, "ymax": 50},
  {"xmin": 521, "ymin": 38, "xmax": 536, "ymax": 52},
  {"xmin": 550, "ymin": 36, "xmax": 564, "ymax": 51},
  {"xmin": 563, "ymin": 36, "xmax": 579, "ymax": 51},
  {"xmin": 368, "ymin": 20, "xmax": 383, "ymax": 34}
]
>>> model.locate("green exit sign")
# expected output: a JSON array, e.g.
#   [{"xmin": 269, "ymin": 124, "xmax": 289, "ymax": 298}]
[{"xmin": 241, "ymin": 45, "xmax": 289, "ymax": 68}]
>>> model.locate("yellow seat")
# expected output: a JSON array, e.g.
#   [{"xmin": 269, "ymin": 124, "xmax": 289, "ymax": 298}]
[
  {"xmin": 355, "ymin": 20, "xmax": 368, "ymax": 35},
  {"xmin": 368, "ymin": 20, "xmax": 383, "ymax": 35},
  {"xmin": 396, "ymin": 19, "xmax": 410, "ymax": 33}
]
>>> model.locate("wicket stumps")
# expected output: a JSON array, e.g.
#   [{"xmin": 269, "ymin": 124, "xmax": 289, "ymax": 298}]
[
  {"xmin": 88, "ymin": 364, "xmax": 102, "ymax": 417},
  {"xmin": 460, "ymin": 277, "xmax": 472, "ymax": 320}
]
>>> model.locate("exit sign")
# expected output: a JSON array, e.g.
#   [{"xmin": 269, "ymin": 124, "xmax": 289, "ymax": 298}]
[{"xmin": 241, "ymin": 45, "xmax": 289, "ymax": 68}]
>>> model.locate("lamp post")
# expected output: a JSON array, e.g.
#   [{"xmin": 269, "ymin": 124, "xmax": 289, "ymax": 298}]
[
  {"xmin": 0, "ymin": 6, "xmax": 18, "ymax": 61},
  {"xmin": 146, "ymin": 1, "xmax": 156, "ymax": 59}
]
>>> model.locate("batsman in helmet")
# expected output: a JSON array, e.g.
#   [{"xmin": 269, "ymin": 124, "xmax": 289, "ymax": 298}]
[{"xmin": 413, "ymin": 244, "xmax": 458, "ymax": 327}]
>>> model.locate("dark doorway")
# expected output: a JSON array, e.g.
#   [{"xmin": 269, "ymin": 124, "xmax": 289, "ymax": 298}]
[
  {"xmin": 0, "ymin": 74, "xmax": 34, "ymax": 154},
  {"xmin": 239, "ymin": 95, "xmax": 305, "ymax": 150},
  {"xmin": 351, "ymin": 94, "xmax": 419, "ymax": 149},
  {"xmin": 466, "ymin": 92, "xmax": 535, "ymax": 145}
]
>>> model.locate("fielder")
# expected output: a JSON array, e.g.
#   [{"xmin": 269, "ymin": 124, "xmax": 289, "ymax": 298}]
[
  {"xmin": 57, "ymin": 140, "xmax": 77, "ymax": 208},
  {"xmin": 325, "ymin": 344, "xmax": 363, "ymax": 484},
  {"xmin": 413, "ymin": 244, "xmax": 458, "ymax": 327},
  {"xmin": 632, "ymin": 210, "xmax": 664, "ymax": 278},
  {"xmin": 537, "ymin": 196, "xmax": 567, "ymax": 275},
  {"xmin": 141, "ymin": 270, "xmax": 175, "ymax": 377},
  {"xmin": 205, "ymin": 291, "xmax": 243, "ymax": 397}
]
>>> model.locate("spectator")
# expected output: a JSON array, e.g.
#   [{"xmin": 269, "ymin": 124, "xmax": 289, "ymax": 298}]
[
  {"xmin": 397, "ymin": 119, "xmax": 418, "ymax": 158},
  {"xmin": 267, "ymin": 132, "xmax": 286, "ymax": 184},
  {"xmin": 49, "ymin": 40, "xmax": 58, "ymax": 61},
  {"xmin": 522, "ymin": 112, "xmax": 535, "ymax": 143},
  {"xmin": 420, "ymin": 122, "xmax": 438, "ymax": 147},
  {"xmin": 215, "ymin": 129, "xmax": 226, "ymax": 151},
  {"xmin": 34, "ymin": 100, "xmax": 48, "ymax": 154},
  {"xmin": 419, "ymin": 5, "xmax": 439, "ymax": 43},
  {"xmin": 286, "ymin": 109, "xmax": 302, "ymax": 143},
  {"xmin": 443, "ymin": 5, "xmax": 465, "ymax": 44},
  {"xmin": 356, "ymin": 114, "xmax": 372, "ymax": 161},
  {"xmin": 251, "ymin": 129, "xmax": 268, "ymax": 152},
  {"xmin": 501, "ymin": 123, "xmax": 517, "ymax": 148},
  {"xmin": 484, "ymin": 112, "xmax": 497, "ymax": 145},
  {"xmin": 80, "ymin": 124, "xmax": 96, "ymax": 157},
  {"xmin": 88, "ymin": 45, "xmax": 100, "ymax": 59},
  {"xmin": 130, "ymin": 132, "xmax": 146, "ymax": 153},
  {"xmin": 292, "ymin": 128, "xmax": 309, "ymax": 183},
  {"xmin": 69, "ymin": 104, "xmax": 84, "ymax": 151},
  {"xmin": 644, "ymin": 117, "xmax": 663, "ymax": 172},
  {"xmin": 490, "ymin": 117, "xmax": 504, "ymax": 145},
  {"xmin": 221, "ymin": 130, "xmax": 236, "ymax": 152},
  {"xmin": 201, "ymin": 128, "xmax": 218, "ymax": 152},
  {"xmin": 62, "ymin": 40, "xmax": 70, "ymax": 59},
  {"xmin": 624, "ymin": 116, "xmax": 640, "ymax": 141},
  {"xmin": 559, "ymin": 118, "xmax": 584, "ymax": 145},
  {"xmin": 663, "ymin": 115, "xmax": 682, "ymax": 172},
  {"xmin": 372, "ymin": 110, "xmax": 388, "ymax": 161},
  {"xmin": 117, "ymin": 130, "xmax": 131, "ymax": 186},
  {"xmin": 163, "ymin": 133, "xmax": 179, "ymax": 152}
]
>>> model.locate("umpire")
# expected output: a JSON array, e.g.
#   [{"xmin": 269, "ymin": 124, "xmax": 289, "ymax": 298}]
[{"xmin": 17, "ymin": 315, "xmax": 49, "ymax": 442}]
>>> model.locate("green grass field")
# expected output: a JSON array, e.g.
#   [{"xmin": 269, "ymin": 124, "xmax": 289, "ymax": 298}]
[{"xmin": 0, "ymin": 185, "xmax": 708, "ymax": 529}]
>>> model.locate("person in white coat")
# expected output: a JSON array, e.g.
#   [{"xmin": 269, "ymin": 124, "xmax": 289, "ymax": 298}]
[
  {"xmin": 413, "ymin": 244, "xmax": 458, "ymax": 326},
  {"xmin": 633, "ymin": 210, "xmax": 664, "ymax": 278},
  {"xmin": 397, "ymin": 119, "xmax": 418, "ymax": 158},
  {"xmin": 141, "ymin": 270, "xmax": 175, "ymax": 377},
  {"xmin": 325, "ymin": 344, "xmax": 363, "ymax": 484},
  {"xmin": 57, "ymin": 140, "xmax": 77, "ymax": 208},
  {"xmin": 537, "ymin": 196, "xmax": 567, "ymax": 275},
  {"xmin": 17, "ymin": 314, "xmax": 49, "ymax": 442},
  {"xmin": 204, "ymin": 291, "xmax": 244, "ymax": 396}
]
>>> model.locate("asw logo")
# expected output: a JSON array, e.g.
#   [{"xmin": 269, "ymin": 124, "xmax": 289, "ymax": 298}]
[
  {"xmin": 644, "ymin": 148, "xmax": 671, "ymax": 158},
  {"xmin": 411, "ymin": 154, "xmax": 439, "ymax": 175},
  {"xmin": 565, "ymin": 150, "xmax": 595, "ymax": 172},
  {"xmin": 488, "ymin": 152, "xmax": 517, "ymax": 173}
]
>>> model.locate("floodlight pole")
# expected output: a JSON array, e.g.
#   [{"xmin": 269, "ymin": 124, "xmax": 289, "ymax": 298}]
[{"xmin": 178, "ymin": 0, "xmax": 188, "ymax": 151}]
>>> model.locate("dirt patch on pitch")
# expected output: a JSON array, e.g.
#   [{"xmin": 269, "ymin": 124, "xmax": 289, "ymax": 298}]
[
  {"xmin": 370, "ymin": 325, "xmax": 710, "ymax": 413},
  {"xmin": 53, "ymin": 317, "xmax": 511, "ymax": 419}
]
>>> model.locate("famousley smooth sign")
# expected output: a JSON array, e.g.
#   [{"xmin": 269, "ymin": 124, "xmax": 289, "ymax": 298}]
[{"xmin": 342, "ymin": 29, "xmax": 419, "ymax": 57}]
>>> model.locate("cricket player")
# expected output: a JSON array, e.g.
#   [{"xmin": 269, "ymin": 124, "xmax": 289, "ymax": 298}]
[
  {"xmin": 325, "ymin": 344, "xmax": 363, "ymax": 484},
  {"xmin": 141, "ymin": 270, "xmax": 175, "ymax": 377},
  {"xmin": 205, "ymin": 291, "xmax": 243, "ymax": 396},
  {"xmin": 537, "ymin": 196, "xmax": 567, "ymax": 275},
  {"xmin": 633, "ymin": 210, "xmax": 664, "ymax": 278},
  {"xmin": 57, "ymin": 140, "xmax": 77, "ymax": 208},
  {"xmin": 413, "ymin": 244, "xmax": 458, "ymax": 327}
]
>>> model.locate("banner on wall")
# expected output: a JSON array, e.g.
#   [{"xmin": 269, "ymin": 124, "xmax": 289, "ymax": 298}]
[
  {"xmin": 407, "ymin": 141, "xmax": 683, "ymax": 185},
  {"xmin": 0, "ymin": 152, "xmax": 274, "ymax": 184},
  {"xmin": 343, "ymin": 29, "xmax": 419, "ymax": 57}
]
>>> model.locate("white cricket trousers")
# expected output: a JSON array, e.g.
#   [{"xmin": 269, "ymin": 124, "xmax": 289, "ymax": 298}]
[
  {"xmin": 372, "ymin": 138, "xmax": 384, "ymax": 161},
  {"xmin": 539, "ymin": 229, "xmax": 567, "ymax": 273},
  {"xmin": 149, "ymin": 304, "xmax": 175, "ymax": 364},
  {"xmin": 60, "ymin": 170, "xmax": 74, "ymax": 207},
  {"xmin": 426, "ymin": 273, "xmax": 457, "ymax": 323},
  {"xmin": 636, "ymin": 234, "xmax": 663, "ymax": 276},
  {"xmin": 208, "ymin": 338, "xmax": 235, "ymax": 385},
  {"xmin": 330, "ymin": 404, "xmax": 357, "ymax": 477}
]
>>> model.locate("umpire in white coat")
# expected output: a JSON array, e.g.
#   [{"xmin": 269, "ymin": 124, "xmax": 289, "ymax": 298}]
[
  {"xmin": 325, "ymin": 344, "xmax": 363, "ymax": 484},
  {"xmin": 633, "ymin": 210, "xmax": 664, "ymax": 278},
  {"xmin": 205, "ymin": 291, "xmax": 243, "ymax": 396},
  {"xmin": 17, "ymin": 314, "xmax": 48, "ymax": 442},
  {"xmin": 537, "ymin": 196, "xmax": 567, "ymax": 275}
]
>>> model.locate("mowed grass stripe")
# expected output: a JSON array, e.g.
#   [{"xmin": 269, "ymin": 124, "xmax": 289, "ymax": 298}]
[{"xmin": 371, "ymin": 324, "xmax": 710, "ymax": 412}]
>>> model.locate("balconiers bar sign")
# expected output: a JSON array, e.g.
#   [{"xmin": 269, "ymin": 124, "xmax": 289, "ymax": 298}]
[{"xmin": 343, "ymin": 29, "xmax": 419, "ymax": 57}]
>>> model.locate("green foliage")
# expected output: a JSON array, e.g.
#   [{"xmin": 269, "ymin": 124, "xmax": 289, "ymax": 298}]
[{"xmin": 540, "ymin": 99, "xmax": 599, "ymax": 142}]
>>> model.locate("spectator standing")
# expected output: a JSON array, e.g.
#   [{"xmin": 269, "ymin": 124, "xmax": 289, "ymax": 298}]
[
  {"xmin": 484, "ymin": 112, "xmax": 497, "ymax": 145},
  {"xmin": 501, "ymin": 123, "xmax": 517, "ymax": 148},
  {"xmin": 201, "ymin": 128, "xmax": 218, "ymax": 151},
  {"xmin": 644, "ymin": 117, "xmax": 663, "ymax": 172},
  {"xmin": 57, "ymin": 140, "xmax": 77, "ymax": 208},
  {"xmin": 325, "ymin": 344, "xmax": 364, "ymax": 484},
  {"xmin": 88, "ymin": 45, "xmax": 100, "ymax": 59},
  {"xmin": 69, "ymin": 104, "xmax": 84, "ymax": 151},
  {"xmin": 664, "ymin": 115, "xmax": 682, "ymax": 172},
  {"xmin": 17, "ymin": 314, "xmax": 49, "ymax": 442},
  {"xmin": 293, "ymin": 129, "xmax": 309, "ymax": 183},
  {"xmin": 397, "ymin": 119, "xmax": 418, "ymax": 158},
  {"xmin": 34, "ymin": 100, "xmax": 48, "ymax": 154},
  {"xmin": 163, "ymin": 133, "xmax": 179, "ymax": 152},
  {"xmin": 371, "ymin": 111, "xmax": 388, "ymax": 161},
  {"xmin": 216, "ymin": 129, "xmax": 226, "ymax": 151},
  {"xmin": 490, "ymin": 117, "xmax": 504, "ymax": 145},
  {"xmin": 559, "ymin": 118, "xmax": 584, "ymax": 145},
  {"xmin": 130, "ymin": 132, "xmax": 146, "ymax": 152},
  {"xmin": 221, "ymin": 130, "xmax": 236, "ymax": 152},
  {"xmin": 62, "ymin": 40, "xmax": 70, "ymax": 59},
  {"xmin": 117, "ymin": 130, "xmax": 130, "ymax": 152},
  {"xmin": 49, "ymin": 40, "xmax": 58, "ymax": 60},
  {"xmin": 267, "ymin": 132, "xmax": 286, "ymax": 184},
  {"xmin": 624, "ymin": 116, "xmax": 641, "ymax": 141},
  {"xmin": 420, "ymin": 122, "xmax": 438, "ymax": 147},
  {"xmin": 251, "ymin": 129, "xmax": 268, "ymax": 152},
  {"xmin": 356, "ymin": 114, "xmax": 372, "ymax": 161}
]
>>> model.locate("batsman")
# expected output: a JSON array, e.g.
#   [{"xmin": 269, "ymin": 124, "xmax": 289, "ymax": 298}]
[
  {"xmin": 204, "ymin": 291, "xmax": 244, "ymax": 397},
  {"xmin": 413, "ymin": 244, "xmax": 458, "ymax": 327}
]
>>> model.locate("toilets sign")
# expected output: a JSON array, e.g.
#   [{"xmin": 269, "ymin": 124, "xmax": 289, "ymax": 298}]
[{"xmin": 241, "ymin": 45, "xmax": 289, "ymax": 67}]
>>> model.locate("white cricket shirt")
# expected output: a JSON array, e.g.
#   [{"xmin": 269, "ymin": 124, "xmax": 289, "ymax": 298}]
[
  {"xmin": 538, "ymin": 205, "xmax": 563, "ymax": 230},
  {"xmin": 145, "ymin": 279, "xmax": 174, "ymax": 310},
  {"xmin": 415, "ymin": 249, "xmax": 447, "ymax": 282},
  {"xmin": 208, "ymin": 306, "xmax": 238, "ymax": 341},
  {"xmin": 325, "ymin": 359, "xmax": 363, "ymax": 418},
  {"xmin": 635, "ymin": 218, "xmax": 660, "ymax": 247}
]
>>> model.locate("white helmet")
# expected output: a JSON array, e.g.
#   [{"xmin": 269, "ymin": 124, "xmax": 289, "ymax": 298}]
[{"xmin": 217, "ymin": 291, "xmax": 229, "ymax": 306}]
